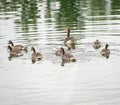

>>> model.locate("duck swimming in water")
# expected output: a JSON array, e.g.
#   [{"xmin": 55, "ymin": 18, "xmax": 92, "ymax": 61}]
[
  {"xmin": 8, "ymin": 40, "xmax": 27, "ymax": 52},
  {"xmin": 7, "ymin": 45, "xmax": 23, "ymax": 58},
  {"xmin": 64, "ymin": 27, "xmax": 76, "ymax": 50},
  {"xmin": 60, "ymin": 47, "xmax": 76, "ymax": 66},
  {"xmin": 100, "ymin": 44, "xmax": 110, "ymax": 58},
  {"xmin": 31, "ymin": 47, "xmax": 42, "ymax": 64},
  {"xmin": 93, "ymin": 39, "xmax": 101, "ymax": 49}
]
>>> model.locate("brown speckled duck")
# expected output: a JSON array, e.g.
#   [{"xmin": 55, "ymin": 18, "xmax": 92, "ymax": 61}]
[
  {"xmin": 64, "ymin": 27, "xmax": 76, "ymax": 50},
  {"xmin": 31, "ymin": 47, "xmax": 42, "ymax": 64},
  {"xmin": 8, "ymin": 40, "xmax": 27, "ymax": 52},
  {"xmin": 93, "ymin": 39, "xmax": 101, "ymax": 49},
  {"xmin": 100, "ymin": 44, "xmax": 110, "ymax": 58},
  {"xmin": 60, "ymin": 47, "xmax": 76, "ymax": 66},
  {"xmin": 7, "ymin": 45, "xmax": 23, "ymax": 58}
]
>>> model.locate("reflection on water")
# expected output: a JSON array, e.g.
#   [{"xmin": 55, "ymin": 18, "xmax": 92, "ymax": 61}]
[{"xmin": 0, "ymin": 0, "xmax": 120, "ymax": 105}]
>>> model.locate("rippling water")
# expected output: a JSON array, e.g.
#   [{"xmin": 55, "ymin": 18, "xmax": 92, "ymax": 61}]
[{"xmin": 0, "ymin": 0, "xmax": 120, "ymax": 105}]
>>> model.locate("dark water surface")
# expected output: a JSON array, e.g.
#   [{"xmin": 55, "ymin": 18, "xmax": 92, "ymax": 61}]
[{"xmin": 0, "ymin": 0, "xmax": 120, "ymax": 105}]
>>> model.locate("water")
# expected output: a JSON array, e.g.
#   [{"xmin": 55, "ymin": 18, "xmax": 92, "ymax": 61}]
[{"xmin": 0, "ymin": 0, "xmax": 120, "ymax": 105}]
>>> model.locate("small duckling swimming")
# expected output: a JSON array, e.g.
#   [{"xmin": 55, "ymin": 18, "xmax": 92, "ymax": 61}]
[
  {"xmin": 93, "ymin": 39, "xmax": 101, "ymax": 49},
  {"xmin": 60, "ymin": 47, "xmax": 76, "ymax": 66},
  {"xmin": 7, "ymin": 45, "xmax": 23, "ymax": 58},
  {"xmin": 31, "ymin": 47, "xmax": 42, "ymax": 64},
  {"xmin": 8, "ymin": 40, "xmax": 27, "ymax": 52},
  {"xmin": 100, "ymin": 44, "xmax": 110, "ymax": 58},
  {"xmin": 64, "ymin": 27, "xmax": 76, "ymax": 50}
]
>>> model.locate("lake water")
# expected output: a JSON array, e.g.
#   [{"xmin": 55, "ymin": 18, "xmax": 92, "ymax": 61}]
[{"xmin": 0, "ymin": 0, "xmax": 120, "ymax": 105}]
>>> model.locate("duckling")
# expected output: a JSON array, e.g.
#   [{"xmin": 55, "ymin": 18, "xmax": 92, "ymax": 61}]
[
  {"xmin": 100, "ymin": 44, "xmax": 110, "ymax": 58},
  {"xmin": 7, "ymin": 45, "xmax": 23, "ymax": 58},
  {"xmin": 64, "ymin": 27, "xmax": 76, "ymax": 50},
  {"xmin": 60, "ymin": 47, "xmax": 76, "ymax": 66},
  {"xmin": 93, "ymin": 39, "xmax": 101, "ymax": 49},
  {"xmin": 8, "ymin": 40, "xmax": 27, "ymax": 52},
  {"xmin": 31, "ymin": 47, "xmax": 42, "ymax": 64}
]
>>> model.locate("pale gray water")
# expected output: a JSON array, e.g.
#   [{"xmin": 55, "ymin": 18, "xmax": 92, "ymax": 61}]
[{"xmin": 0, "ymin": 0, "xmax": 120, "ymax": 105}]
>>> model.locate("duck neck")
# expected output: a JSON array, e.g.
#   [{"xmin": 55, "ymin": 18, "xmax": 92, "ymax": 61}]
[
  {"xmin": 67, "ymin": 28, "xmax": 70, "ymax": 38},
  {"xmin": 105, "ymin": 44, "xmax": 108, "ymax": 49},
  {"xmin": 61, "ymin": 48, "xmax": 65, "ymax": 55},
  {"xmin": 10, "ymin": 41, "xmax": 14, "ymax": 46},
  {"xmin": 32, "ymin": 48, "xmax": 36, "ymax": 53}
]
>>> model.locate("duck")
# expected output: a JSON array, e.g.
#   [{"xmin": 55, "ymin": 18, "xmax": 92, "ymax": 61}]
[
  {"xmin": 100, "ymin": 44, "xmax": 110, "ymax": 58},
  {"xmin": 31, "ymin": 47, "xmax": 42, "ymax": 64},
  {"xmin": 60, "ymin": 47, "xmax": 76, "ymax": 66},
  {"xmin": 7, "ymin": 45, "xmax": 23, "ymax": 58},
  {"xmin": 64, "ymin": 27, "xmax": 76, "ymax": 50},
  {"xmin": 8, "ymin": 40, "xmax": 27, "ymax": 52},
  {"xmin": 93, "ymin": 39, "xmax": 101, "ymax": 49}
]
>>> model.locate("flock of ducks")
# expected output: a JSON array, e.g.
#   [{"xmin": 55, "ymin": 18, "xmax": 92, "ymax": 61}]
[
  {"xmin": 93, "ymin": 40, "xmax": 110, "ymax": 58},
  {"xmin": 7, "ymin": 27, "xmax": 110, "ymax": 66}
]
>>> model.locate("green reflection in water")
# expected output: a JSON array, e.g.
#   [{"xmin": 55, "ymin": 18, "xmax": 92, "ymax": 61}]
[
  {"xmin": 18, "ymin": 0, "xmax": 38, "ymax": 33},
  {"xmin": 0, "ymin": 0, "xmax": 120, "ymax": 32},
  {"xmin": 53, "ymin": 0, "xmax": 86, "ymax": 30}
]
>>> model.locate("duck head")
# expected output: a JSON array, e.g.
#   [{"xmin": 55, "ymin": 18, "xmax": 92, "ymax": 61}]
[
  {"xmin": 31, "ymin": 47, "xmax": 36, "ymax": 53},
  {"xmin": 8, "ymin": 40, "xmax": 14, "ymax": 46}
]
